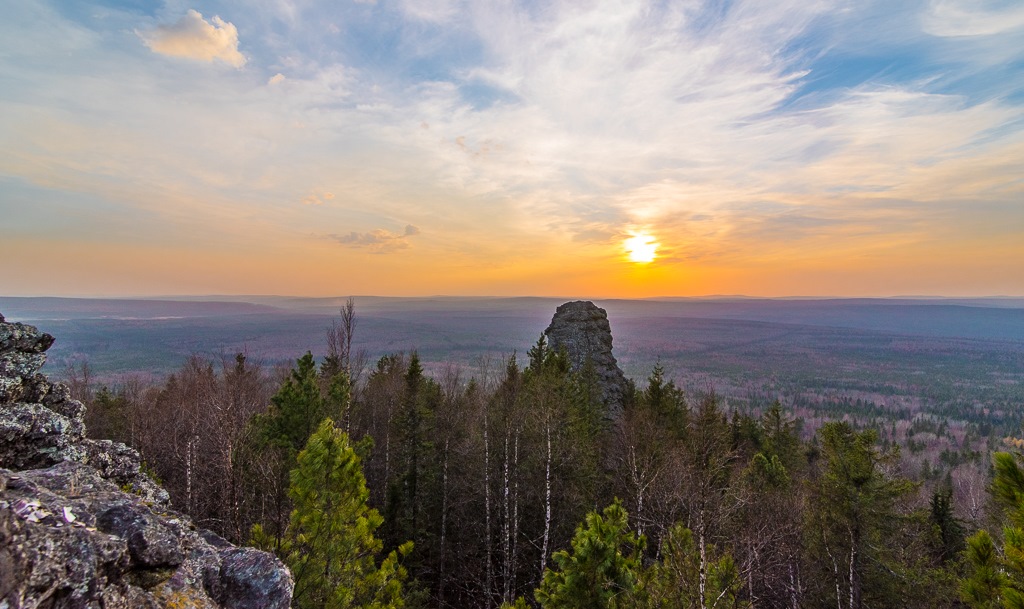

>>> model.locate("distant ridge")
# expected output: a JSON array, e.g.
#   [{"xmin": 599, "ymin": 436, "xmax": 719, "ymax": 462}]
[{"xmin": 0, "ymin": 297, "xmax": 286, "ymax": 321}]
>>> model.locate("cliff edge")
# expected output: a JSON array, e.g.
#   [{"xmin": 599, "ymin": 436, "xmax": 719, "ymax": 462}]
[{"xmin": 0, "ymin": 312, "xmax": 293, "ymax": 609}]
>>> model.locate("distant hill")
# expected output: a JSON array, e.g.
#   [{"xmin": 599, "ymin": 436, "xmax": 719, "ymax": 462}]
[
  {"xmin": 0, "ymin": 297, "xmax": 285, "ymax": 320},
  {"xmin": 1, "ymin": 297, "xmax": 1021, "ymax": 415}
]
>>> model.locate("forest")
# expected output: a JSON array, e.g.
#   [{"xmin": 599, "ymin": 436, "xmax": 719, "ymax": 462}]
[{"xmin": 67, "ymin": 304, "xmax": 1024, "ymax": 609}]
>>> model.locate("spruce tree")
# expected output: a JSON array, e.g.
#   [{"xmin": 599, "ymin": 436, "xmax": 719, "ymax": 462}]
[
  {"xmin": 251, "ymin": 351, "xmax": 350, "ymax": 548},
  {"xmin": 806, "ymin": 422, "xmax": 918, "ymax": 609}
]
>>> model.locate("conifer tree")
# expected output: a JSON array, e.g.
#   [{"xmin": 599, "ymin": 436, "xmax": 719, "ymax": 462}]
[
  {"xmin": 386, "ymin": 352, "xmax": 440, "ymax": 557},
  {"xmin": 253, "ymin": 418, "xmax": 411, "ymax": 609},
  {"xmin": 931, "ymin": 488, "xmax": 965, "ymax": 563},
  {"xmin": 251, "ymin": 351, "xmax": 349, "ymax": 548},
  {"xmin": 535, "ymin": 500, "xmax": 646, "ymax": 609},
  {"xmin": 645, "ymin": 523, "xmax": 746, "ymax": 609},
  {"xmin": 642, "ymin": 362, "xmax": 687, "ymax": 439},
  {"xmin": 806, "ymin": 422, "xmax": 917, "ymax": 609},
  {"xmin": 962, "ymin": 452, "xmax": 1024, "ymax": 609},
  {"xmin": 259, "ymin": 352, "xmax": 338, "ymax": 454}
]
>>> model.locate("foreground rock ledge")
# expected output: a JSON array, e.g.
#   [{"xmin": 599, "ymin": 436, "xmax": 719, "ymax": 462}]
[{"xmin": 0, "ymin": 312, "xmax": 294, "ymax": 609}]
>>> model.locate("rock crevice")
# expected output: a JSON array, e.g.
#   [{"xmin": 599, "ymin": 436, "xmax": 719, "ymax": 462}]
[{"xmin": 0, "ymin": 312, "xmax": 293, "ymax": 609}]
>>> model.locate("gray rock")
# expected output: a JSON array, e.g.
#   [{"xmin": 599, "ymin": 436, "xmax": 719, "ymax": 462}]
[
  {"xmin": 0, "ymin": 351, "xmax": 48, "ymax": 383},
  {"xmin": 83, "ymin": 439, "xmax": 170, "ymax": 505},
  {"xmin": 0, "ymin": 321, "xmax": 55, "ymax": 355},
  {"xmin": 217, "ymin": 548, "xmax": 296, "ymax": 609},
  {"xmin": 544, "ymin": 301, "xmax": 629, "ymax": 416},
  {"xmin": 0, "ymin": 313, "xmax": 294, "ymax": 609},
  {"xmin": 0, "ymin": 375, "xmax": 22, "ymax": 403},
  {"xmin": 97, "ymin": 504, "xmax": 185, "ymax": 568},
  {"xmin": 0, "ymin": 403, "xmax": 87, "ymax": 469}
]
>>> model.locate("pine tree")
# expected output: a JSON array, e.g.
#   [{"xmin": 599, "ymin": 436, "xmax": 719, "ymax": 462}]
[
  {"xmin": 535, "ymin": 500, "xmax": 646, "ymax": 609},
  {"xmin": 645, "ymin": 523, "xmax": 746, "ymax": 609},
  {"xmin": 930, "ymin": 488, "xmax": 965, "ymax": 563},
  {"xmin": 642, "ymin": 362, "xmax": 686, "ymax": 439},
  {"xmin": 961, "ymin": 452, "xmax": 1024, "ymax": 609},
  {"xmin": 962, "ymin": 530, "xmax": 1003, "ymax": 609},
  {"xmin": 386, "ymin": 352, "xmax": 440, "ymax": 558},
  {"xmin": 253, "ymin": 418, "xmax": 411, "ymax": 609}
]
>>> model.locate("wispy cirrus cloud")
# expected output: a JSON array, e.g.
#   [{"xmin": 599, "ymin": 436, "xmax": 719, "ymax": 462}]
[
  {"xmin": 1, "ymin": 0, "xmax": 1022, "ymax": 297},
  {"xmin": 922, "ymin": 0, "xmax": 1024, "ymax": 37}
]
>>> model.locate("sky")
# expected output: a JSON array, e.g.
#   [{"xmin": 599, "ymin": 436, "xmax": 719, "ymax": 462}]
[{"xmin": 1, "ymin": 0, "xmax": 1022, "ymax": 298}]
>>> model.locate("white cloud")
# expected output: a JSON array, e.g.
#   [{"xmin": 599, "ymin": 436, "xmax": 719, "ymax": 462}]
[
  {"xmin": 302, "ymin": 191, "xmax": 336, "ymax": 205},
  {"xmin": 400, "ymin": 0, "xmax": 459, "ymax": 23},
  {"xmin": 329, "ymin": 225, "xmax": 422, "ymax": 252},
  {"xmin": 139, "ymin": 9, "xmax": 246, "ymax": 68},
  {"xmin": 922, "ymin": 0, "xmax": 1024, "ymax": 37},
  {"xmin": 3, "ymin": 0, "xmax": 1023, "ymax": 292}
]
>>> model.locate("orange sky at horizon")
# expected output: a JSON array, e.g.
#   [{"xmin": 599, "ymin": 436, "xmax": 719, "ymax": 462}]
[
  {"xmin": 4, "ymin": 221, "xmax": 1022, "ymax": 299},
  {"xmin": 1, "ymin": 1, "xmax": 1022, "ymax": 299}
]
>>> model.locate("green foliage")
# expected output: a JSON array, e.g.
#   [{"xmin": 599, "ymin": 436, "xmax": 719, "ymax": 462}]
[
  {"xmin": 931, "ymin": 488, "xmax": 966, "ymax": 563},
  {"xmin": 645, "ymin": 523, "xmax": 746, "ymax": 609},
  {"xmin": 993, "ymin": 453, "xmax": 1024, "ymax": 529},
  {"xmin": 747, "ymin": 452, "xmax": 789, "ymax": 488},
  {"xmin": 535, "ymin": 501, "xmax": 646, "ymax": 609},
  {"xmin": 257, "ymin": 352, "xmax": 345, "ymax": 455},
  {"xmin": 759, "ymin": 401, "xmax": 803, "ymax": 469},
  {"xmin": 807, "ymin": 422, "xmax": 919, "ymax": 609},
  {"xmin": 384, "ymin": 352, "xmax": 444, "ymax": 558},
  {"xmin": 527, "ymin": 333, "xmax": 569, "ymax": 377},
  {"xmin": 641, "ymin": 362, "xmax": 687, "ymax": 438},
  {"xmin": 961, "ymin": 452, "xmax": 1024, "ymax": 609},
  {"xmin": 249, "ymin": 352, "xmax": 352, "ymax": 548},
  {"xmin": 89, "ymin": 384, "xmax": 131, "ymax": 444},
  {"xmin": 253, "ymin": 418, "xmax": 410, "ymax": 609},
  {"xmin": 962, "ymin": 530, "xmax": 1004, "ymax": 609}
]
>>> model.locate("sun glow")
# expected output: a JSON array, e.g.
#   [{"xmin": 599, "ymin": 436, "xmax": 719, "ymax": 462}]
[{"xmin": 624, "ymin": 233, "xmax": 659, "ymax": 263}]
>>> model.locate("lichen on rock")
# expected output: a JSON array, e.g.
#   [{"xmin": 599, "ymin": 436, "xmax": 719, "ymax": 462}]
[{"xmin": 0, "ymin": 313, "xmax": 293, "ymax": 609}]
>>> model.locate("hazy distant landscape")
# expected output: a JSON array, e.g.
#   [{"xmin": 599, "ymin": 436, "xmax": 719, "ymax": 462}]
[{"xmin": 4, "ymin": 294, "xmax": 1023, "ymax": 436}]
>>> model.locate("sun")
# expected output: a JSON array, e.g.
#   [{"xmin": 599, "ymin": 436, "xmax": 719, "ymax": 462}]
[{"xmin": 624, "ymin": 233, "xmax": 659, "ymax": 263}]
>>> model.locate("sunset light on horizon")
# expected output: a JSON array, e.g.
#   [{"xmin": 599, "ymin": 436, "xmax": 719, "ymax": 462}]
[{"xmin": 2, "ymin": 1, "xmax": 1022, "ymax": 299}]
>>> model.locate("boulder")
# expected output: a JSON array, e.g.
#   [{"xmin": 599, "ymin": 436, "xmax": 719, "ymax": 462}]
[{"xmin": 0, "ymin": 313, "xmax": 293, "ymax": 608}]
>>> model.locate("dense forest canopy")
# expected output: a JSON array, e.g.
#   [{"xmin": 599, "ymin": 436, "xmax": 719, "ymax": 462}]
[{"xmin": 67, "ymin": 303, "xmax": 1024, "ymax": 609}]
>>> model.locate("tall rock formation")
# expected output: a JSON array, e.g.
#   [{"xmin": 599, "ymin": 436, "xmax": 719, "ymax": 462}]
[
  {"xmin": 544, "ymin": 301, "xmax": 628, "ymax": 416},
  {"xmin": 0, "ymin": 313, "xmax": 293, "ymax": 609}
]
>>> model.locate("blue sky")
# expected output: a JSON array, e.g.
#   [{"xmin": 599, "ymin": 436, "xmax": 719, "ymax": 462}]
[{"xmin": 1, "ymin": 0, "xmax": 1022, "ymax": 297}]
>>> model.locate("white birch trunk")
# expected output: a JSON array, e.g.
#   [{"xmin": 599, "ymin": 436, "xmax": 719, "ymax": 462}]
[
  {"xmin": 699, "ymin": 516, "xmax": 708, "ymax": 609},
  {"xmin": 439, "ymin": 436, "xmax": 450, "ymax": 605},
  {"xmin": 540, "ymin": 422, "xmax": 552, "ymax": 579},
  {"xmin": 502, "ymin": 430, "xmax": 511, "ymax": 604},
  {"xmin": 484, "ymin": 403, "xmax": 493, "ymax": 604}
]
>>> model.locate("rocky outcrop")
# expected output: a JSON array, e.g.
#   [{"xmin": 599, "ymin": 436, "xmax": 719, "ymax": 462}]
[
  {"xmin": 0, "ymin": 312, "xmax": 293, "ymax": 609},
  {"xmin": 544, "ymin": 301, "xmax": 628, "ymax": 416}
]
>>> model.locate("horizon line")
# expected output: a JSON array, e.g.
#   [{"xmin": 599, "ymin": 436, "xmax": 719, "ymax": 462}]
[{"xmin": 3, "ymin": 293, "xmax": 1024, "ymax": 302}]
